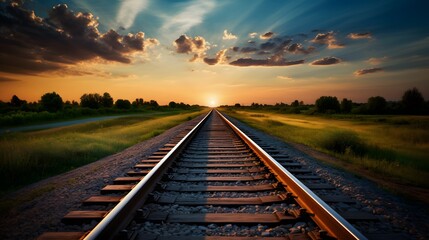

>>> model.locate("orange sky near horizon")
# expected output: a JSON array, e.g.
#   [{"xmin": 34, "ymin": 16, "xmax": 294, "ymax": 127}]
[{"xmin": 1, "ymin": 1, "xmax": 429, "ymax": 107}]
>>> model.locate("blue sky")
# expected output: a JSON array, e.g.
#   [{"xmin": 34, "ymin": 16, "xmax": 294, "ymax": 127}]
[{"xmin": 1, "ymin": 0, "xmax": 428, "ymax": 105}]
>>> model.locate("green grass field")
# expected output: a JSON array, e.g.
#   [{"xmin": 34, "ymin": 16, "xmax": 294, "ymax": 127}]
[
  {"xmin": 223, "ymin": 109, "xmax": 429, "ymax": 190},
  {"xmin": 0, "ymin": 109, "xmax": 207, "ymax": 197}
]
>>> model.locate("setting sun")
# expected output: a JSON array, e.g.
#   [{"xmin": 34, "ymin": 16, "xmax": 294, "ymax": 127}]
[{"xmin": 208, "ymin": 99, "xmax": 217, "ymax": 108}]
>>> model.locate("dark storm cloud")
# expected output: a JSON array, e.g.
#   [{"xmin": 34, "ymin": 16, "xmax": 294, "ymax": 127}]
[
  {"xmin": 311, "ymin": 57, "xmax": 341, "ymax": 65},
  {"xmin": 174, "ymin": 35, "xmax": 207, "ymax": 54},
  {"xmin": 0, "ymin": 2, "xmax": 154, "ymax": 75},
  {"xmin": 354, "ymin": 67, "xmax": 383, "ymax": 76}
]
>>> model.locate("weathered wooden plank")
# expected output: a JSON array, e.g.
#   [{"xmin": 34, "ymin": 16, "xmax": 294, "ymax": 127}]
[
  {"xmin": 156, "ymin": 194, "xmax": 287, "ymax": 205},
  {"xmin": 100, "ymin": 184, "xmax": 134, "ymax": 193},
  {"xmin": 184, "ymin": 150, "xmax": 250, "ymax": 155},
  {"xmin": 168, "ymin": 175, "xmax": 266, "ymax": 182},
  {"xmin": 175, "ymin": 163, "xmax": 256, "ymax": 168},
  {"xmin": 174, "ymin": 168, "xmax": 262, "ymax": 174},
  {"xmin": 114, "ymin": 176, "xmax": 143, "ymax": 183},
  {"xmin": 135, "ymin": 163, "xmax": 157, "ymax": 168},
  {"xmin": 163, "ymin": 184, "xmax": 276, "ymax": 192},
  {"xmin": 182, "ymin": 154, "xmax": 253, "ymax": 159},
  {"xmin": 140, "ymin": 160, "xmax": 160, "ymax": 163},
  {"xmin": 144, "ymin": 212, "xmax": 296, "ymax": 224},
  {"xmin": 83, "ymin": 196, "xmax": 123, "ymax": 204},
  {"xmin": 179, "ymin": 158, "xmax": 257, "ymax": 163},
  {"xmin": 36, "ymin": 232, "xmax": 86, "ymax": 240},
  {"xmin": 127, "ymin": 170, "xmax": 149, "ymax": 176},
  {"xmin": 62, "ymin": 211, "xmax": 108, "ymax": 223}
]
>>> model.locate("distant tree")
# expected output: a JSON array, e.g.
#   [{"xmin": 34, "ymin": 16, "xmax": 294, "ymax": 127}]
[
  {"xmin": 251, "ymin": 102, "xmax": 260, "ymax": 108},
  {"xmin": 234, "ymin": 103, "xmax": 241, "ymax": 107},
  {"xmin": 40, "ymin": 92, "xmax": 63, "ymax": 112},
  {"xmin": 299, "ymin": 101, "xmax": 304, "ymax": 106},
  {"xmin": 291, "ymin": 100, "xmax": 299, "ymax": 107},
  {"xmin": 169, "ymin": 101, "xmax": 177, "ymax": 108},
  {"xmin": 132, "ymin": 98, "xmax": 144, "ymax": 107},
  {"xmin": 102, "ymin": 92, "xmax": 114, "ymax": 108},
  {"xmin": 315, "ymin": 96, "xmax": 340, "ymax": 113},
  {"xmin": 367, "ymin": 96, "xmax": 386, "ymax": 114},
  {"xmin": 340, "ymin": 98, "xmax": 353, "ymax": 113},
  {"xmin": 149, "ymin": 100, "xmax": 159, "ymax": 107},
  {"xmin": 402, "ymin": 87, "xmax": 425, "ymax": 114},
  {"xmin": 80, "ymin": 93, "xmax": 102, "ymax": 109},
  {"xmin": 115, "ymin": 99, "xmax": 131, "ymax": 109},
  {"xmin": 10, "ymin": 95, "xmax": 26, "ymax": 107}
]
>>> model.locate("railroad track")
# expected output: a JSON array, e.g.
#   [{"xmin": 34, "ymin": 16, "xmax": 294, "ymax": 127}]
[{"xmin": 38, "ymin": 110, "xmax": 385, "ymax": 240}]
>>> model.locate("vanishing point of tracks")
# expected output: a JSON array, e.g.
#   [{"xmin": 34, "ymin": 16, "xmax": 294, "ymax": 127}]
[{"xmin": 38, "ymin": 110, "xmax": 379, "ymax": 240}]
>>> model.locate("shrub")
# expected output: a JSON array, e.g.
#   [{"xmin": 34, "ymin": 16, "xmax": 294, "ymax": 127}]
[
  {"xmin": 315, "ymin": 96, "xmax": 340, "ymax": 113},
  {"xmin": 367, "ymin": 96, "xmax": 387, "ymax": 114},
  {"xmin": 40, "ymin": 92, "xmax": 63, "ymax": 112},
  {"xmin": 319, "ymin": 130, "xmax": 367, "ymax": 156},
  {"xmin": 115, "ymin": 99, "xmax": 131, "ymax": 109},
  {"xmin": 402, "ymin": 87, "xmax": 425, "ymax": 114}
]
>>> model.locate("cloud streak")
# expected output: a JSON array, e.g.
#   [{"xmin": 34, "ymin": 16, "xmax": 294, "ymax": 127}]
[
  {"xmin": 116, "ymin": 0, "xmax": 149, "ymax": 29},
  {"xmin": 161, "ymin": 0, "xmax": 215, "ymax": 38},
  {"xmin": 354, "ymin": 67, "xmax": 383, "ymax": 76}
]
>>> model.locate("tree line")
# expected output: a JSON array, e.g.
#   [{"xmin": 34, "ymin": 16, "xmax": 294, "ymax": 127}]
[
  {"xmin": 230, "ymin": 87, "xmax": 428, "ymax": 115},
  {"xmin": 0, "ymin": 92, "xmax": 198, "ymax": 114},
  {"xmin": 0, "ymin": 92, "xmax": 200, "ymax": 126}
]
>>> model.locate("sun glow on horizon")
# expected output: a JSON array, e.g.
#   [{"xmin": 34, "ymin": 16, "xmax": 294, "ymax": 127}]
[{"xmin": 208, "ymin": 98, "xmax": 217, "ymax": 107}]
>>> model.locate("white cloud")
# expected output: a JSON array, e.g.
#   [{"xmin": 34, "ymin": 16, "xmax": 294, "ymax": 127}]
[
  {"xmin": 249, "ymin": 32, "xmax": 257, "ymax": 38},
  {"xmin": 223, "ymin": 29, "xmax": 237, "ymax": 40},
  {"xmin": 162, "ymin": 0, "xmax": 215, "ymax": 38},
  {"xmin": 277, "ymin": 75, "xmax": 293, "ymax": 80},
  {"xmin": 116, "ymin": 0, "xmax": 149, "ymax": 29}
]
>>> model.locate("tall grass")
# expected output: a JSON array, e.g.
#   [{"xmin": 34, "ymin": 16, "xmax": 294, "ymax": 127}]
[
  {"xmin": 0, "ymin": 110, "xmax": 205, "ymax": 196},
  {"xmin": 224, "ymin": 109, "xmax": 429, "ymax": 188}
]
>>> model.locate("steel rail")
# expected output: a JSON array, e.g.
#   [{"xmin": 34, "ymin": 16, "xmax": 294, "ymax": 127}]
[
  {"xmin": 83, "ymin": 110, "xmax": 213, "ymax": 240},
  {"xmin": 217, "ymin": 109, "xmax": 367, "ymax": 240}
]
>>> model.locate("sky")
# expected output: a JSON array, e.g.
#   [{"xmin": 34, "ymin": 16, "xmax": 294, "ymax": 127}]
[{"xmin": 0, "ymin": 0, "xmax": 428, "ymax": 106}]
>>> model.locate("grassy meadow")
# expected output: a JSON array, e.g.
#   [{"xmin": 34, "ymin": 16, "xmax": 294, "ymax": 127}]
[
  {"xmin": 0, "ymin": 109, "xmax": 207, "ymax": 196},
  {"xmin": 223, "ymin": 109, "xmax": 429, "ymax": 191}
]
